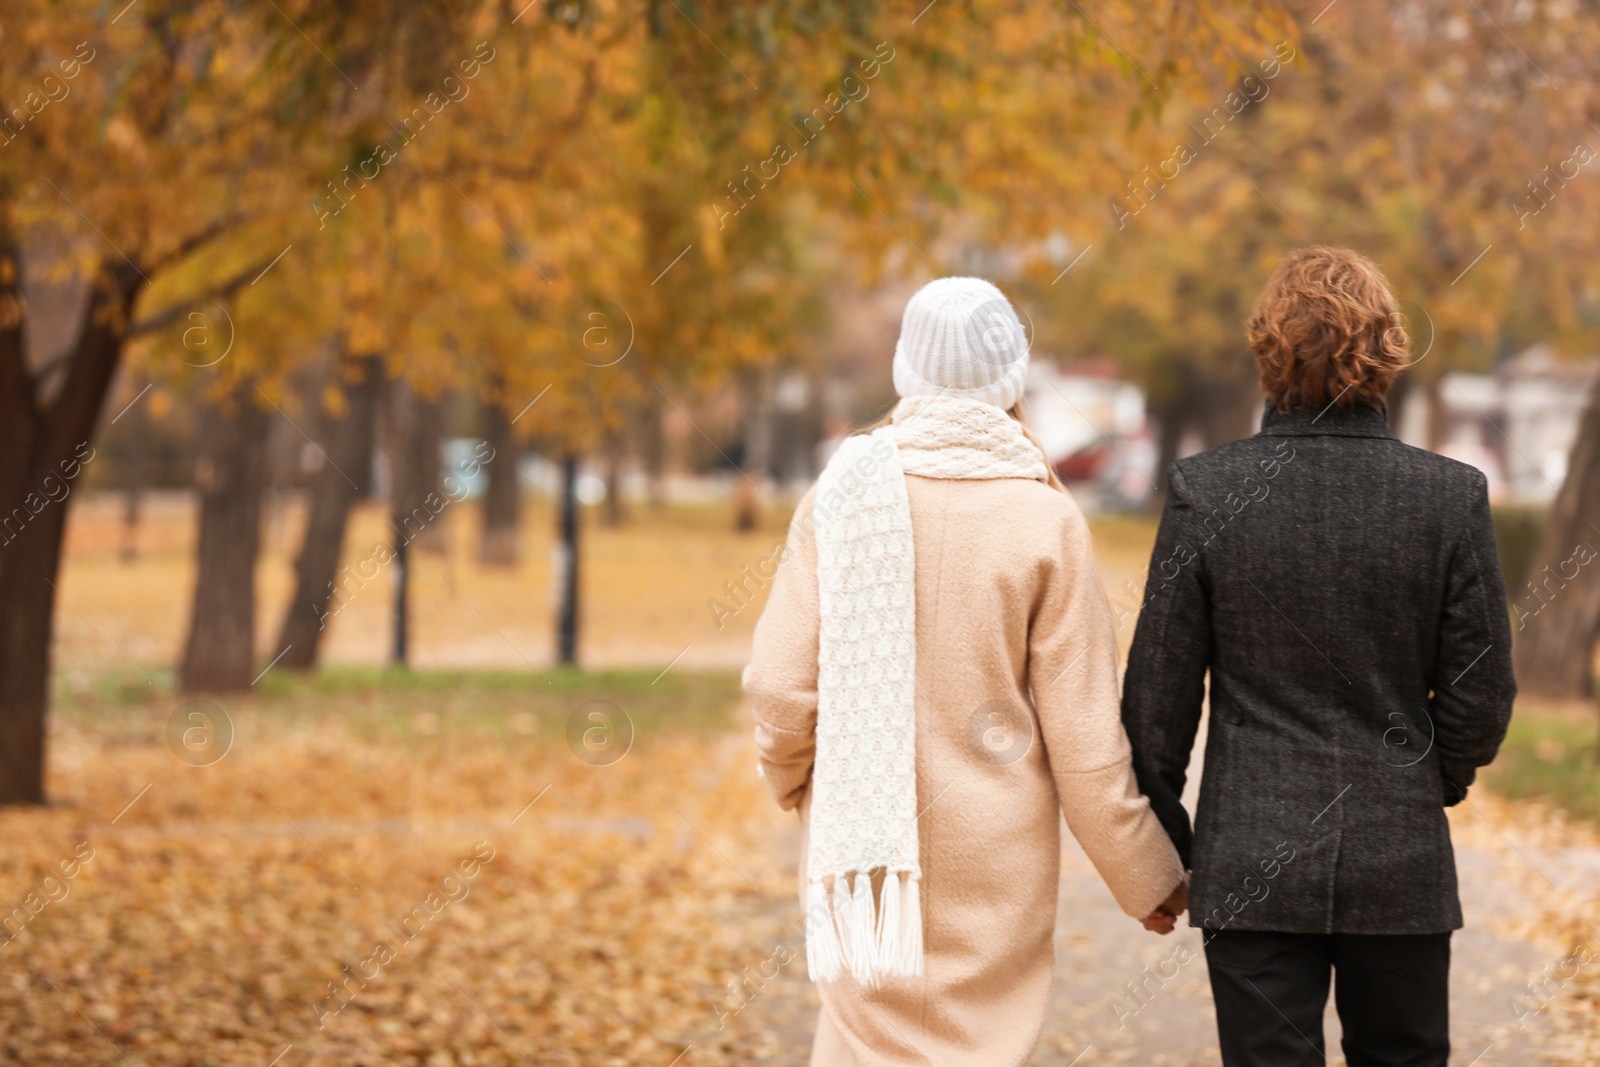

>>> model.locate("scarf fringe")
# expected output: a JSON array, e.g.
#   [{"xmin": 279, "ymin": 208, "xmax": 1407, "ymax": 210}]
[
  {"xmin": 805, "ymin": 878, "xmax": 843, "ymax": 983},
  {"xmin": 847, "ymin": 873, "xmax": 876, "ymax": 982},
  {"xmin": 896, "ymin": 873, "xmax": 925, "ymax": 976},
  {"xmin": 874, "ymin": 869, "xmax": 902, "ymax": 974},
  {"xmin": 806, "ymin": 871, "xmax": 924, "ymax": 986}
]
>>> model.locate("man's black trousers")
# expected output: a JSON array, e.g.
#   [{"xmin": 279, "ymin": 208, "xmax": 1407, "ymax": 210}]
[{"xmin": 1203, "ymin": 929, "xmax": 1451, "ymax": 1067}]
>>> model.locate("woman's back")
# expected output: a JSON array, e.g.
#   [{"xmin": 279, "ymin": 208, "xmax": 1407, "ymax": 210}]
[
  {"xmin": 745, "ymin": 276, "xmax": 1183, "ymax": 1067},
  {"xmin": 747, "ymin": 471, "xmax": 1182, "ymax": 1066}
]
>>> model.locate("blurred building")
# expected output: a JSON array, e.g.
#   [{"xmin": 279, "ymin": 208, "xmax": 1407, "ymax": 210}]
[
  {"xmin": 1398, "ymin": 345, "xmax": 1599, "ymax": 504},
  {"xmin": 1027, "ymin": 345, "xmax": 1598, "ymax": 510}
]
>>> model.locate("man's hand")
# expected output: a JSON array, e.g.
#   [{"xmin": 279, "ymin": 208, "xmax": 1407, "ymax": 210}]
[{"xmin": 1140, "ymin": 875, "xmax": 1190, "ymax": 935}]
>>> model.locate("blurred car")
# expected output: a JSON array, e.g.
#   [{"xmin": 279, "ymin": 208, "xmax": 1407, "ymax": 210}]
[{"xmin": 1053, "ymin": 431, "xmax": 1156, "ymax": 511}]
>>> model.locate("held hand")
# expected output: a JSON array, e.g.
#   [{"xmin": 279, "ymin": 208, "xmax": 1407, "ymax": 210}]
[
  {"xmin": 1140, "ymin": 909, "xmax": 1176, "ymax": 934},
  {"xmin": 1161, "ymin": 875, "xmax": 1189, "ymax": 918},
  {"xmin": 1139, "ymin": 874, "xmax": 1190, "ymax": 935}
]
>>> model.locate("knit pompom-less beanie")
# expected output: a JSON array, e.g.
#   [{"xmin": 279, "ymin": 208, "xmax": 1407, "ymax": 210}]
[{"xmin": 892, "ymin": 277, "xmax": 1030, "ymax": 410}]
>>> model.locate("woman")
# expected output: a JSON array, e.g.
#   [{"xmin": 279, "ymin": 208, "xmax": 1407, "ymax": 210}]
[{"xmin": 744, "ymin": 277, "xmax": 1187, "ymax": 1066}]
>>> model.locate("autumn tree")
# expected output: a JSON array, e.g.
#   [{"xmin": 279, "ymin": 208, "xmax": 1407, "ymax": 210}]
[
  {"xmin": 4, "ymin": 0, "xmax": 1309, "ymax": 790},
  {"xmin": 0, "ymin": 0, "xmax": 496, "ymax": 796},
  {"xmin": 0, "ymin": 3, "xmax": 319, "ymax": 800},
  {"xmin": 1039, "ymin": 0, "xmax": 1600, "ymax": 505}
]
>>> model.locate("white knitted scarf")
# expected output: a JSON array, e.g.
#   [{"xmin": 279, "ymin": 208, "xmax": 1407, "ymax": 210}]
[{"xmin": 806, "ymin": 394, "xmax": 1049, "ymax": 986}]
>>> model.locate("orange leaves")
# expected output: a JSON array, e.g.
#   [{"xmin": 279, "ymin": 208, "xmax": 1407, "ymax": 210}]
[
  {"xmin": 0, "ymin": 667, "xmax": 805, "ymax": 1065},
  {"xmin": 10, "ymin": 0, "xmax": 1328, "ymax": 455}
]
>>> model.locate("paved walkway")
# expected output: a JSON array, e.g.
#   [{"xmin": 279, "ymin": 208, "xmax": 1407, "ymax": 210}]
[{"xmin": 720, "ymin": 727, "xmax": 1600, "ymax": 1066}]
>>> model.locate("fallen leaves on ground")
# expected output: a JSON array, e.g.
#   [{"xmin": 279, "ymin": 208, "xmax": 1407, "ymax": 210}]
[
  {"xmin": 1447, "ymin": 791, "xmax": 1600, "ymax": 1066},
  {"xmin": 0, "ymin": 686, "xmax": 812, "ymax": 1066},
  {"xmin": 11, "ymin": 667, "xmax": 1600, "ymax": 1066}
]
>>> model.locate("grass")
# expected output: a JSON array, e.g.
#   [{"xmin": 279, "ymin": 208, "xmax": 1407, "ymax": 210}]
[
  {"xmin": 52, "ymin": 661, "xmax": 746, "ymax": 757},
  {"xmin": 1485, "ymin": 698, "xmax": 1600, "ymax": 822}
]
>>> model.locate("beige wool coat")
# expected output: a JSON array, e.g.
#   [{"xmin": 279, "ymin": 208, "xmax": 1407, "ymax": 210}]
[{"xmin": 744, "ymin": 473, "xmax": 1186, "ymax": 1066}]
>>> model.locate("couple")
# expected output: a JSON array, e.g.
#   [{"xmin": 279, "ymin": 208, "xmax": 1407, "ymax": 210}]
[{"xmin": 744, "ymin": 246, "xmax": 1517, "ymax": 1067}]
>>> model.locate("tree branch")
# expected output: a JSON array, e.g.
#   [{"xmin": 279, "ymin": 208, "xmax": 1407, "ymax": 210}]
[
  {"xmin": 140, "ymin": 214, "xmax": 254, "ymax": 276},
  {"xmin": 127, "ymin": 257, "xmax": 275, "ymax": 338},
  {"xmin": 38, "ymin": 260, "xmax": 142, "ymax": 470}
]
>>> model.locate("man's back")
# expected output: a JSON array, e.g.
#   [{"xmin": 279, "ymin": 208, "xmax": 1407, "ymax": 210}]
[{"xmin": 1121, "ymin": 400, "xmax": 1515, "ymax": 934}]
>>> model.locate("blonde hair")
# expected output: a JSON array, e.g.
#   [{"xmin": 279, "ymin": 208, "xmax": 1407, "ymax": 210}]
[{"xmin": 856, "ymin": 400, "xmax": 1063, "ymax": 490}]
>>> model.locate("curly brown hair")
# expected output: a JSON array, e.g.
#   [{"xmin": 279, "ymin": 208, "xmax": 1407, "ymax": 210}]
[{"xmin": 1246, "ymin": 246, "xmax": 1408, "ymax": 413}]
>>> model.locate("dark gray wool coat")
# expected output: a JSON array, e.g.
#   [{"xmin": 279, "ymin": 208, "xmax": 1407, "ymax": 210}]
[{"xmin": 1121, "ymin": 400, "xmax": 1515, "ymax": 934}]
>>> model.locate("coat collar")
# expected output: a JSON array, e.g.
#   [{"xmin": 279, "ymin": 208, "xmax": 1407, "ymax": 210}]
[{"xmin": 1257, "ymin": 400, "xmax": 1395, "ymax": 439}]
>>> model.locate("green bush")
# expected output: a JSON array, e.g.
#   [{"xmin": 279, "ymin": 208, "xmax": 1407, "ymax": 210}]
[{"xmin": 1492, "ymin": 504, "xmax": 1546, "ymax": 593}]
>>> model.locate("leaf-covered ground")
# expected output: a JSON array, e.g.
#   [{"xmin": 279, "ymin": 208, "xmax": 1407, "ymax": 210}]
[
  {"xmin": 3, "ymin": 669, "xmax": 818, "ymax": 1066},
  {"xmin": 7, "ymin": 669, "xmax": 1600, "ymax": 1066},
  {"xmin": 25, "ymin": 496, "xmax": 1600, "ymax": 1064}
]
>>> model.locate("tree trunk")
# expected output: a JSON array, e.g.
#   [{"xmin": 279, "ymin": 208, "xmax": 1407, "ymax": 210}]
[
  {"xmin": 735, "ymin": 369, "xmax": 773, "ymax": 532},
  {"xmin": 387, "ymin": 381, "xmax": 443, "ymax": 666},
  {"xmin": 0, "ymin": 503, "xmax": 67, "ymax": 807},
  {"xmin": 391, "ymin": 537, "xmax": 410, "ymax": 666},
  {"xmin": 641, "ymin": 396, "xmax": 668, "ymax": 509},
  {"xmin": 1195, "ymin": 352, "xmax": 1261, "ymax": 448},
  {"xmin": 479, "ymin": 393, "xmax": 519, "ymax": 567},
  {"xmin": 275, "ymin": 352, "xmax": 383, "ymax": 670},
  {"xmin": 179, "ymin": 382, "xmax": 269, "ymax": 692},
  {"xmin": 602, "ymin": 430, "xmax": 627, "ymax": 527},
  {"xmin": 388, "ymin": 390, "xmax": 412, "ymax": 669},
  {"xmin": 1386, "ymin": 373, "xmax": 1413, "ymax": 438},
  {"xmin": 119, "ymin": 379, "xmax": 148, "ymax": 563},
  {"xmin": 410, "ymin": 395, "xmax": 447, "ymax": 556},
  {"xmin": 1423, "ymin": 371, "xmax": 1446, "ymax": 452},
  {"xmin": 0, "ymin": 238, "xmax": 142, "ymax": 805},
  {"xmin": 556, "ymin": 453, "xmax": 580, "ymax": 666},
  {"xmin": 1512, "ymin": 378, "xmax": 1600, "ymax": 699},
  {"xmin": 1145, "ymin": 366, "xmax": 1196, "ymax": 504}
]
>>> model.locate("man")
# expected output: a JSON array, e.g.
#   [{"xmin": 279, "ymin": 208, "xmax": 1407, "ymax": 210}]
[{"xmin": 1122, "ymin": 246, "xmax": 1515, "ymax": 1067}]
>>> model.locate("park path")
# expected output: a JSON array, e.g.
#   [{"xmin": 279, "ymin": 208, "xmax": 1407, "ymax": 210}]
[{"xmin": 718, "ymin": 712, "xmax": 1600, "ymax": 1066}]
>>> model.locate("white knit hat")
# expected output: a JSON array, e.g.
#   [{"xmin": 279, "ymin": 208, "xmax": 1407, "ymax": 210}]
[{"xmin": 892, "ymin": 277, "xmax": 1029, "ymax": 410}]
